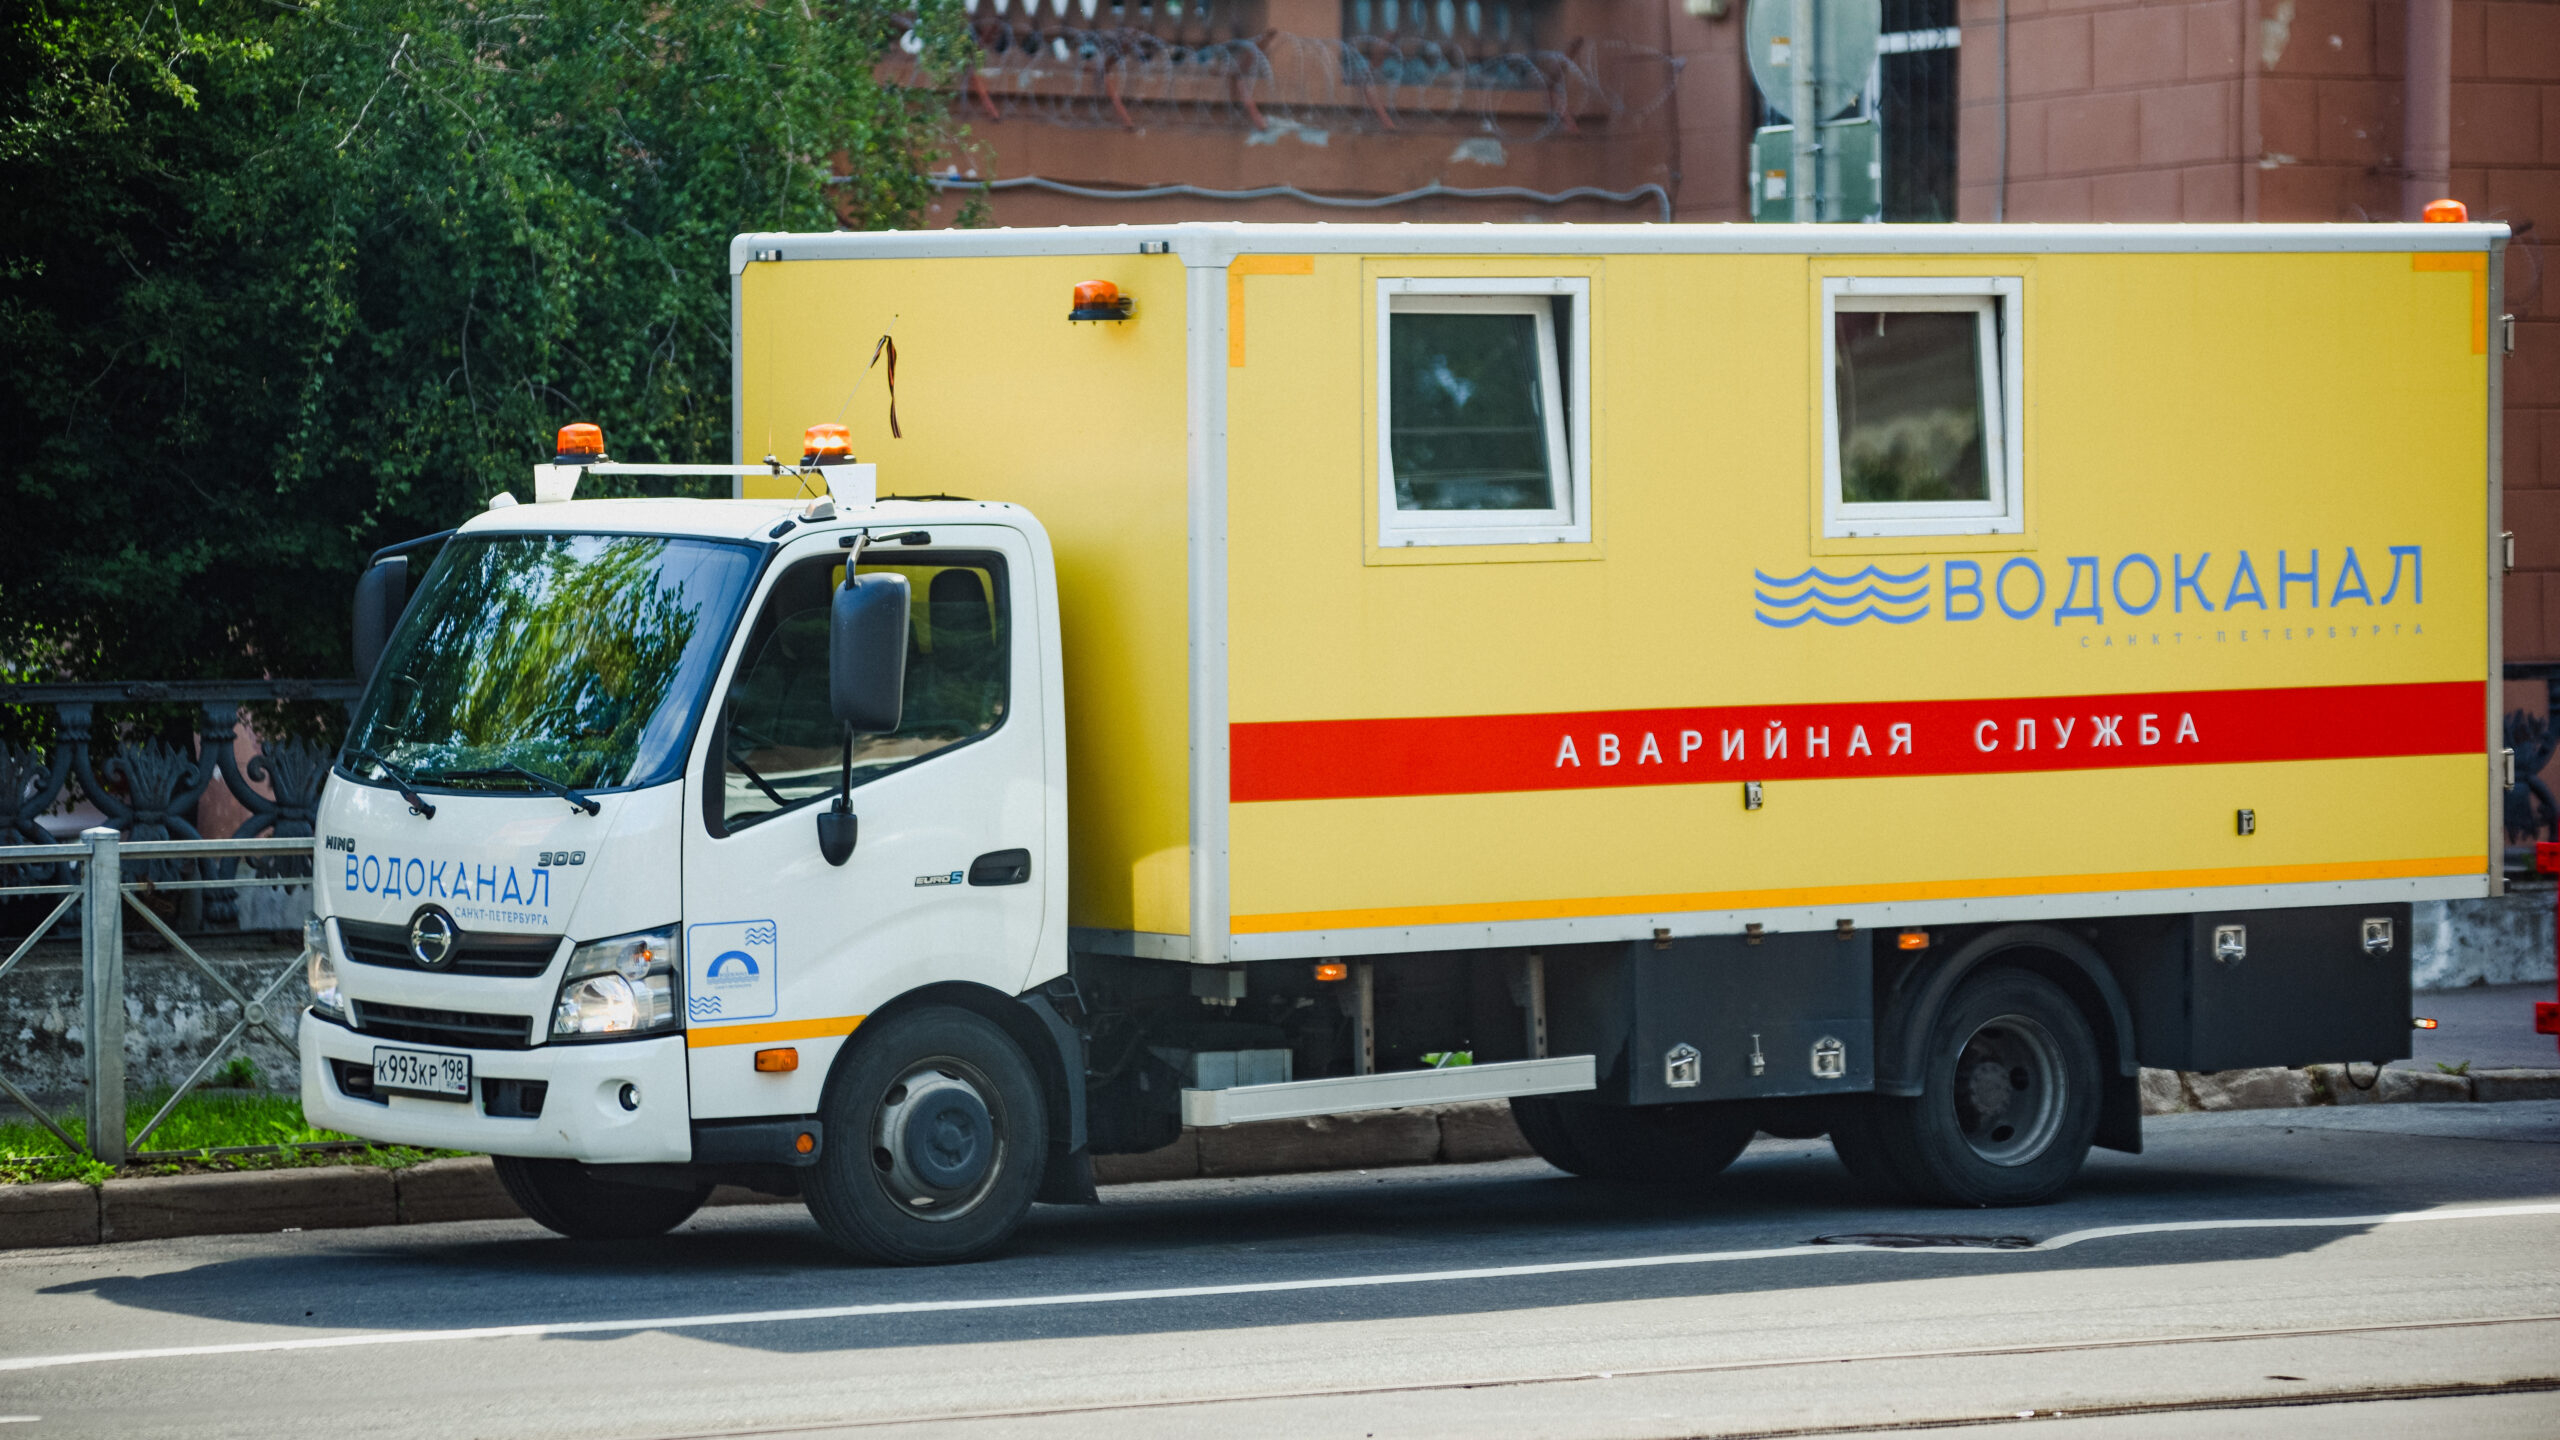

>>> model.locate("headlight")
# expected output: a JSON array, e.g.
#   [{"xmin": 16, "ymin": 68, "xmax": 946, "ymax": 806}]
[
  {"xmin": 305, "ymin": 918, "xmax": 344, "ymax": 1019},
  {"xmin": 553, "ymin": 926, "xmax": 680, "ymax": 1040}
]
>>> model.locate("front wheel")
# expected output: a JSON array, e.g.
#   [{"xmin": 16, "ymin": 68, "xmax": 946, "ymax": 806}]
[
  {"xmin": 491, "ymin": 1156, "xmax": 710, "ymax": 1239},
  {"xmin": 1857, "ymin": 967, "xmax": 2103, "ymax": 1207},
  {"xmin": 803, "ymin": 1005, "xmax": 1048, "ymax": 1265},
  {"xmin": 1511, "ymin": 1095, "xmax": 1756, "ymax": 1184}
]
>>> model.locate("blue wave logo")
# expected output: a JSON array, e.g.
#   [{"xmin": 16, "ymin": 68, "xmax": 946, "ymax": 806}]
[
  {"xmin": 743, "ymin": 922, "xmax": 776, "ymax": 946},
  {"xmin": 687, "ymin": 994, "xmax": 723, "ymax": 1019},
  {"xmin": 707, "ymin": 950, "xmax": 759, "ymax": 977},
  {"xmin": 1753, "ymin": 564, "xmax": 1930, "ymax": 628}
]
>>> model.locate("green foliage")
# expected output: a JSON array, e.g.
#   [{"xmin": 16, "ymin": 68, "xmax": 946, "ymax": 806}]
[
  {"xmin": 2436, "ymin": 1059, "xmax": 2472, "ymax": 1076},
  {"xmin": 1, "ymin": 0, "xmax": 955, "ymax": 685},
  {"xmin": 0, "ymin": 1086, "xmax": 461, "ymax": 1183}
]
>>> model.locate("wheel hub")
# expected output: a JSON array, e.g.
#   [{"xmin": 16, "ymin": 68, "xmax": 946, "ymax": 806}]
[
  {"xmin": 1949, "ymin": 1013, "xmax": 2065, "ymax": 1167},
  {"xmin": 872, "ymin": 1062, "xmax": 1004, "ymax": 1220}
]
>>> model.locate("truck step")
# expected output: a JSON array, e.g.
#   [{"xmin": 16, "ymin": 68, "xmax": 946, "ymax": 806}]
[{"xmin": 1178, "ymin": 1055, "xmax": 1598, "ymax": 1127}]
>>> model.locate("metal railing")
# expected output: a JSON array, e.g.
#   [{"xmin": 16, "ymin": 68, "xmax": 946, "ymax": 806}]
[{"xmin": 0, "ymin": 830, "xmax": 316, "ymax": 1166}]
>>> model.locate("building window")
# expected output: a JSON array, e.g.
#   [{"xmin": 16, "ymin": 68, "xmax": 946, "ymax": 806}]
[
  {"xmin": 1377, "ymin": 277, "xmax": 1589, "ymax": 548},
  {"xmin": 1878, "ymin": 0, "xmax": 1959, "ymax": 221},
  {"xmin": 1821, "ymin": 277, "xmax": 2022, "ymax": 538}
]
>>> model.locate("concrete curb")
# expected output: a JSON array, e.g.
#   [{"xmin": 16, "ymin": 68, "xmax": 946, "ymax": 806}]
[{"xmin": 8, "ymin": 1072, "xmax": 2556, "ymax": 1251}]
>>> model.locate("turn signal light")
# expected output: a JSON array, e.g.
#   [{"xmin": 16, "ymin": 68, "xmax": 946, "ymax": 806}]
[
  {"xmin": 555, "ymin": 422, "xmax": 605, "ymax": 463},
  {"xmin": 1314, "ymin": 962, "xmax": 1348, "ymax": 982},
  {"xmin": 1068, "ymin": 279, "xmax": 1133, "ymax": 322},
  {"xmin": 801, "ymin": 423, "xmax": 852, "ymax": 465},
  {"xmin": 755, "ymin": 1047, "xmax": 799, "ymax": 1072},
  {"xmin": 2422, "ymin": 198, "xmax": 2469, "ymax": 223},
  {"xmin": 2412, "ymin": 1017, "xmax": 2439, "ymax": 1030},
  {"xmin": 1897, "ymin": 930, "xmax": 1931, "ymax": 951}
]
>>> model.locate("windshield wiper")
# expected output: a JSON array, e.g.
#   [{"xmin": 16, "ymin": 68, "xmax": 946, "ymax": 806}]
[
  {"xmin": 344, "ymin": 748, "xmax": 437, "ymax": 819},
  {"xmin": 440, "ymin": 763, "xmax": 602, "ymax": 816}
]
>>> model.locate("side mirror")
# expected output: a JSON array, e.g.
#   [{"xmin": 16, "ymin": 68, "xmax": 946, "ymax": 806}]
[
  {"xmin": 352, "ymin": 556, "xmax": 408, "ymax": 680},
  {"xmin": 817, "ymin": 572, "xmax": 909, "ymax": 866},
  {"xmin": 829, "ymin": 572, "xmax": 909, "ymax": 732}
]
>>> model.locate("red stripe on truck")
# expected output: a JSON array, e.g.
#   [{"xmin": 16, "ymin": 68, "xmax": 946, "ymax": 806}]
[{"xmin": 1228, "ymin": 681, "xmax": 2485, "ymax": 804}]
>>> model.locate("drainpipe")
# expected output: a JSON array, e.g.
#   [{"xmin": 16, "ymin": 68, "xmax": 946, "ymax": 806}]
[
  {"xmin": 2403, "ymin": 0, "xmax": 2450, "ymax": 219},
  {"xmin": 1994, "ymin": 0, "xmax": 2009, "ymax": 221}
]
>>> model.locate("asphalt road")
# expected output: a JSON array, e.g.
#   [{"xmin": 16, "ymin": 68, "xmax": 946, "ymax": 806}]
[{"xmin": 2, "ymin": 1103, "xmax": 2556, "ymax": 1440}]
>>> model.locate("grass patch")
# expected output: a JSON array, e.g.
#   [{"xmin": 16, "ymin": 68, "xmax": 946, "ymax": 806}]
[{"xmin": 0, "ymin": 1087, "xmax": 467, "ymax": 1185}]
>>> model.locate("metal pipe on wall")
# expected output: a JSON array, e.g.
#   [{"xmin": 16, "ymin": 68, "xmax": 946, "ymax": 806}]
[
  {"xmin": 2403, "ymin": 0, "xmax": 2451, "ymax": 219},
  {"xmin": 1789, "ymin": 0, "xmax": 1818, "ymax": 221}
]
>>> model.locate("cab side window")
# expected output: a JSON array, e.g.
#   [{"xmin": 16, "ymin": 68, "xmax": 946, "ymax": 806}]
[{"xmin": 714, "ymin": 551, "xmax": 1010, "ymax": 835}]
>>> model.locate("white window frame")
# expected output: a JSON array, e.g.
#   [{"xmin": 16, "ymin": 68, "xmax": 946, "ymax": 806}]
[
  {"xmin": 1377, "ymin": 277, "xmax": 1591, "ymax": 548},
  {"xmin": 1821, "ymin": 276, "xmax": 2024, "ymax": 539}
]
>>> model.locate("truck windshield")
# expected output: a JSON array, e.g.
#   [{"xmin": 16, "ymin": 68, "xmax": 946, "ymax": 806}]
[{"xmin": 344, "ymin": 532, "xmax": 758, "ymax": 795}]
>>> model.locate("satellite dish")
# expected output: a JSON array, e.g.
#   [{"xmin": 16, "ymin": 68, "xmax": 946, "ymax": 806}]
[{"xmin": 1745, "ymin": 0, "xmax": 1881, "ymax": 123}]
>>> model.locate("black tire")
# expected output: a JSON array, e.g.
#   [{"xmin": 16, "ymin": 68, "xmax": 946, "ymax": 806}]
[
  {"xmin": 1824, "ymin": 1097, "xmax": 1913, "ymax": 1199},
  {"xmin": 803, "ymin": 1004, "xmax": 1047, "ymax": 1265},
  {"xmin": 1510, "ymin": 1095, "xmax": 1756, "ymax": 1184},
  {"xmin": 1864, "ymin": 967, "xmax": 2103, "ymax": 1207},
  {"xmin": 490, "ymin": 1156, "xmax": 710, "ymax": 1239}
]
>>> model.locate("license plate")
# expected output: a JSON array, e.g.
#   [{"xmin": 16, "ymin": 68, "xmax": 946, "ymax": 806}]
[{"xmin": 372, "ymin": 1046, "xmax": 472, "ymax": 1100}]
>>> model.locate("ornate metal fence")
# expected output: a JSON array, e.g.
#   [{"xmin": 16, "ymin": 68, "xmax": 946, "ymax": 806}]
[{"xmin": 1, "ymin": 680, "xmax": 356, "ymax": 923}]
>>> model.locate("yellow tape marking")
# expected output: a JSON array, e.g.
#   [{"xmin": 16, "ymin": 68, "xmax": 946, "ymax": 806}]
[
  {"xmin": 686, "ymin": 1015, "xmax": 865, "ymax": 1049},
  {"xmin": 1231, "ymin": 855, "xmax": 2487, "ymax": 935},
  {"xmin": 2412, "ymin": 251, "xmax": 2489, "ymax": 354},
  {"xmin": 1228, "ymin": 255, "xmax": 1314, "ymax": 367}
]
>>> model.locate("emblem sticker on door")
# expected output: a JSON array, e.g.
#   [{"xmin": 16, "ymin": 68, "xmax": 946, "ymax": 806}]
[{"xmin": 685, "ymin": 919, "xmax": 779, "ymax": 1022}]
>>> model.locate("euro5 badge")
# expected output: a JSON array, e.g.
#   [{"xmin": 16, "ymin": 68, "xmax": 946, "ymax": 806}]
[{"xmin": 685, "ymin": 920, "xmax": 778, "ymax": 1022}]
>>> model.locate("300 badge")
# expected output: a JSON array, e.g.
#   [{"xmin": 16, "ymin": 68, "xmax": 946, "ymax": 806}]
[{"xmin": 538, "ymin": 851, "xmax": 587, "ymax": 867}]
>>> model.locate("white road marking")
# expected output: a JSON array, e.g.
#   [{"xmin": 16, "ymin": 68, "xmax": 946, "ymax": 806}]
[{"xmin": 2, "ymin": 1201, "xmax": 2554, "ymax": 1374}]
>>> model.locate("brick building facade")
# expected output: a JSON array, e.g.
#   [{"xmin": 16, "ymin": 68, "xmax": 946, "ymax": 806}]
[{"xmin": 914, "ymin": 0, "xmax": 2557, "ymax": 676}]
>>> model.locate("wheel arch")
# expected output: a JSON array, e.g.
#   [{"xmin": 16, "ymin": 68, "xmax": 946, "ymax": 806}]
[
  {"xmin": 841, "ymin": 979, "xmax": 1093, "ymax": 1203},
  {"xmin": 1875, "ymin": 924, "xmax": 2144, "ymax": 1154}
]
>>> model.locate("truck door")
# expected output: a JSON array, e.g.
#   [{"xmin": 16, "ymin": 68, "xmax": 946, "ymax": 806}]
[{"xmin": 680, "ymin": 527, "xmax": 1046, "ymax": 1121}]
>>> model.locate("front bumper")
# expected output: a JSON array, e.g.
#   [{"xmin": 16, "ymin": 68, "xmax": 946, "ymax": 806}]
[{"xmin": 300, "ymin": 1010, "xmax": 692, "ymax": 1163}]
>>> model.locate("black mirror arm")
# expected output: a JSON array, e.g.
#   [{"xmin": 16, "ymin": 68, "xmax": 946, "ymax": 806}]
[{"xmin": 815, "ymin": 726, "xmax": 858, "ymax": 866}]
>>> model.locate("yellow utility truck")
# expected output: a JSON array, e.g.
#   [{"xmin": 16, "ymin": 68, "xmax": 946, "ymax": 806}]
[{"xmin": 304, "ymin": 221, "xmax": 2508, "ymax": 1262}]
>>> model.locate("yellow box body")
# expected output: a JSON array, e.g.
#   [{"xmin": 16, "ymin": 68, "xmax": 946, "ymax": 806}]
[{"xmin": 733, "ymin": 224, "xmax": 2504, "ymax": 965}]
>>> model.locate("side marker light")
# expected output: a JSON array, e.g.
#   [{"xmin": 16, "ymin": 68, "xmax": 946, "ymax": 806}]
[
  {"xmin": 2413, "ymin": 1017, "xmax": 2439, "ymax": 1030},
  {"xmin": 795, "ymin": 1131, "xmax": 817, "ymax": 1155},
  {"xmin": 1314, "ymin": 962, "xmax": 1348, "ymax": 982},
  {"xmin": 755, "ymin": 1047, "xmax": 799, "ymax": 1072},
  {"xmin": 1897, "ymin": 930, "xmax": 1930, "ymax": 951}
]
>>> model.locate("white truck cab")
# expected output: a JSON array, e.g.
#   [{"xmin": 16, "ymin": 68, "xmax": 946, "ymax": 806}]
[{"xmin": 303, "ymin": 443, "xmax": 1081, "ymax": 1260}]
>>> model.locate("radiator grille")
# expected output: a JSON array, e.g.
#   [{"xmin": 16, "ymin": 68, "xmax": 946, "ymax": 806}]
[
  {"xmin": 339, "ymin": 918, "xmax": 559, "ymax": 977},
  {"xmin": 350, "ymin": 1000, "xmax": 534, "ymax": 1051}
]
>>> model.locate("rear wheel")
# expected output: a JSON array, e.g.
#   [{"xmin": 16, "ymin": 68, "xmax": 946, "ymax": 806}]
[
  {"xmin": 1510, "ymin": 1095, "xmax": 1756, "ymax": 1184},
  {"xmin": 1859, "ymin": 967, "xmax": 2102, "ymax": 1207},
  {"xmin": 803, "ymin": 1005, "xmax": 1047, "ymax": 1265},
  {"xmin": 491, "ymin": 1156, "xmax": 710, "ymax": 1239}
]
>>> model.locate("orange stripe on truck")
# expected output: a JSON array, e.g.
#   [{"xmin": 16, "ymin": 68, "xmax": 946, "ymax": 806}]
[
  {"xmin": 1229, "ymin": 682, "xmax": 2484, "ymax": 805},
  {"xmin": 686, "ymin": 1015, "xmax": 865, "ymax": 1049},
  {"xmin": 1229, "ymin": 855, "xmax": 2487, "ymax": 935}
]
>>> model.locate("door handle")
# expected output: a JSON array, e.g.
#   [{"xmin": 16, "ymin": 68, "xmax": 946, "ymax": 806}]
[{"xmin": 967, "ymin": 849, "xmax": 1032, "ymax": 886}]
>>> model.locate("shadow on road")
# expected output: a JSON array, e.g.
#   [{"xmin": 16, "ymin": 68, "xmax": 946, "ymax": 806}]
[{"xmin": 38, "ymin": 1126, "xmax": 2507, "ymax": 1357}]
